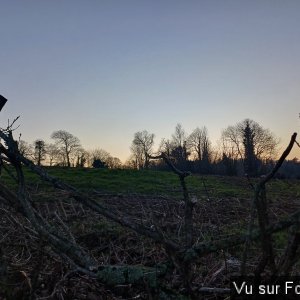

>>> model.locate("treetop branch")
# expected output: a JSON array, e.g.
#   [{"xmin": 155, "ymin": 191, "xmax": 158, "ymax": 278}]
[
  {"xmin": 148, "ymin": 153, "xmax": 191, "ymax": 178},
  {"xmin": 258, "ymin": 132, "xmax": 297, "ymax": 187}
]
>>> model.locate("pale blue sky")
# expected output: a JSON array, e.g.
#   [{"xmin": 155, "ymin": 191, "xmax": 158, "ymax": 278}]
[{"xmin": 1, "ymin": 0, "xmax": 300, "ymax": 161}]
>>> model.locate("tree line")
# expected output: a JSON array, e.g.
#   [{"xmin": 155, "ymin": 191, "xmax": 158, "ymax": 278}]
[
  {"xmin": 129, "ymin": 118, "xmax": 300, "ymax": 178},
  {"xmin": 18, "ymin": 119, "xmax": 300, "ymax": 177},
  {"xmin": 19, "ymin": 130, "xmax": 122, "ymax": 169}
]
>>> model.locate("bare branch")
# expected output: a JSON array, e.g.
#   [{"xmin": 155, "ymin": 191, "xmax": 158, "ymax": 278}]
[{"xmin": 149, "ymin": 153, "xmax": 190, "ymax": 178}]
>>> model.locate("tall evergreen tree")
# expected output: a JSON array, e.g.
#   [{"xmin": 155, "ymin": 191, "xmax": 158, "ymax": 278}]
[
  {"xmin": 242, "ymin": 120, "xmax": 257, "ymax": 176},
  {"xmin": 34, "ymin": 139, "xmax": 46, "ymax": 166}
]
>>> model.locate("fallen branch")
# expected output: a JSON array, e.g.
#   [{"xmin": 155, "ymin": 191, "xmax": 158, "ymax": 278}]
[{"xmin": 96, "ymin": 264, "xmax": 167, "ymax": 288}]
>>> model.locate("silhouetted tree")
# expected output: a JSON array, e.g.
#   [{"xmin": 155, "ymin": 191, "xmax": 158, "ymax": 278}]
[
  {"xmin": 243, "ymin": 120, "xmax": 258, "ymax": 176},
  {"xmin": 46, "ymin": 143, "xmax": 61, "ymax": 166},
  {"xmin": 188, "ymin": 127, "xmax": 212, "ymax": 173},
  {"xmin": 34, "ymin": 139, "xmax": 46, "ymax": 166},
  {"xmin": 17, "ymin": 140, "xmax": 33, "ymax": 158},
  {"xmin": 86, "ymin": 149, "xmax": 121, "ymax": 169},
  {"xmin": 124, "ymin": 155, "xmax": 139, "ymax": 169},
  {"xmin": 106, "ymin": 157, "xmax": 122, "ymax": 169},
  {"xmin": 158, "ymin": 138, "xmax": 172, "ymax": 157},
  {"xmin": 222, "ymin": 119, "xmax": 279, "ymax": 175},
  {"xmin": 172, "ymin": 123, "xmax": 186, "ymax": 149},
  {"xmin": 74, "ymin": 147, "xmax": 87, "ymax": 167},
  {"xmin": 92, "ymin": 159, "xmax": 107, "ymax": 169},
  {"xmin": 170, "ymin": 124, "xmax": 190, "ymax": 168},
  {"xmin": 51, "ymin": 130, "xmax": 81, "ymax": 167},
  {"xmin": 131, "ymin": 130, "xmax": 154, "ymax": 169},
  {"xmin": 170, "ymin": 142, "xmax": 190, "ymax": 165}
]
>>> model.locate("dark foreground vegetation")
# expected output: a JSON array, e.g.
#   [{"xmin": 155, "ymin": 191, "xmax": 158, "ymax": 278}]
[{"xmin": 1, "ymin": 126, "xmax": 300, "ymax": 299}]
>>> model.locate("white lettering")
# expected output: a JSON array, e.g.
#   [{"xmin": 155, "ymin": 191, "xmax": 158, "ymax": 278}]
[
  {"xmin": 266, "ymin": 284, "xmax": 280, "ymax": 294},
  {"xmin": 232, "ymin": 281, "xmax": 252, "ymax": 294},
  {"xmin": 259, "ymin": 284, "xmax": 280, "ymax": 295},
  {"xmin": 259, "ymin": 285, "xmax": 265, "ymax": 294},
  {"xmin": 285, "ymin": 281, "xmax": 294, "ymax": 294},
  {"xmin": 295, "ymin": 284, "xmax": 300, "ymax": 294},
  {"xmin": 233, "ymin": 281, "xmax": 245, "ymax": 294}
]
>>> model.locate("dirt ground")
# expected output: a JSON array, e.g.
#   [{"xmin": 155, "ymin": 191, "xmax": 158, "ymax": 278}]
[{"xmin": 0, "ymin": 184, "xmax": 299, "ymax": 299}]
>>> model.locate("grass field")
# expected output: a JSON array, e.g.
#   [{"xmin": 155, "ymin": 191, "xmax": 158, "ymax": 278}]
[{"xmin": 3, "ymin": 165, "xmax": 300, "ymax": 200}]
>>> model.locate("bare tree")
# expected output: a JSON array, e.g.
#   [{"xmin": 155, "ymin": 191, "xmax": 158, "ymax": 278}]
[
  {"xmin": 172, "ymin": 123, "xmax": 186, "ymax": 147},
  {"xmin": 131, "ymin": 130, "xmax": 154, "ymax": 169},
  {"xmin": 17, "ymin": 140, "xmax": 33, "ymax": 158},
  {"xmin": 74, "ymin": 147, "xmax": 87, "ymax": 167},
  {"xmin": 106, "ymin": 156, "xmax": 122, "ymax": 169},
  {"xmin": 222, "ymin": 119, "xmax": 279, "ymax": 161},
  {"xmin": 130, "ymin": 143, "xmax": 145, "ymax": 170},
  {"xmin": 170, "ymin": 123, "xmax": 190, "ymax": 164},
  {"xmin": 222, "ymin": 119, "xmax": 279, "ymax": 175},
  {"xmin": 187, "ymin": 126, "xmax": 211, "ymax": 162},
  {"xmin": 221, "ymin": 125, "xmax": 243, "ymax": 160},
  {"xmin": 158, "ymin": 138, "xmax": 172, "ymax": 156},
  {"xmin": 46, "ymin": 143, "xmax": 61, "ymax": 166},
  {"xmin": 87, "ymin": 148, "xmax": 111, "ymax": 168},
  {"xmin": 124, "ymin": 155, "xmax": 138, "ymax": 169},
  {"xmin": 51, "ymin": 130, "xmax": 81, "ymax": 167},
  {"xmin": 86, "ymin": 149, "xmax": 121, "ymax": 169},
  {"xmin": 187, "ymin": 126, "xmax": 212, "ymax": 173}
]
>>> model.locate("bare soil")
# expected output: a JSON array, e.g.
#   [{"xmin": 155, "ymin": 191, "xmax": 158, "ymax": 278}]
[{"xmin": 0, "ymin": 183, "xmax": 299, "ymax": 299}]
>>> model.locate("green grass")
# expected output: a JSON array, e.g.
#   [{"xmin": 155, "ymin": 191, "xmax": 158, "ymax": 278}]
[
  {"xmin": 1, "ymin": 166, "xmax": 180, "ymax": 194},
  {"xmin": 1, "ymin": 165, "xmax": 300, "ymax": 201}
]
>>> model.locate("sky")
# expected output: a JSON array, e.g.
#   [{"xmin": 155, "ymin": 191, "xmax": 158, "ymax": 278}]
[{"xmin": 1, "ymin": 0, "xmax": 300, "ymax": 162}]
